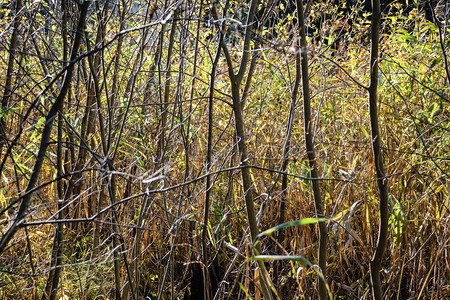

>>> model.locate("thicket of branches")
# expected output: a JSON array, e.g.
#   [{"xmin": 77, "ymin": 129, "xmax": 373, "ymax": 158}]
[{"xmin": 0, "ymin": 0, "xmax": 449, "ymax": 299}]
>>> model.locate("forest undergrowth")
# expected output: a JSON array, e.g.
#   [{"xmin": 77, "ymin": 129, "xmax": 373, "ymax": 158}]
[{"xmin": 0, "ymin": 1, "xmax": 449, "ymax": 299}]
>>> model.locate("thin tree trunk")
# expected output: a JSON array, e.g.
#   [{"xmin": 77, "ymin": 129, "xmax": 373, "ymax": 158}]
[
  {"xmin": 0, "ymin": 0, "xmax": 23, "ymax": 170},
  {"xmin": 428, "ymin": 1, "xmax": 450, "ymax": 87},
  {"xmin": 295, "ymin": 0, "xmax": 328, "ymax": 299},
  {"xmin": 202, "ymin": 29, "xmax": 223, "ymax": 300},
  {"xmin": 211, "ymin": 0, "xmax": 277, "ymax": 298},
  {"xmin": 368, "ymin": 0, "xmax": 390, "ymax": 299},
  {"xmin": 41, "ymin": 1, "xmax": 70, "ymax": 298},
  {"xmin": 106, "ymin": 162, "xmax": 137, "ymax": 300},
  {"xmin": 275, "ymin": 49, "xmax": 300, "ymax": 290},
  {"xmin": 156, "ymin": 3, "xmax": 179, "ymax": 299}
]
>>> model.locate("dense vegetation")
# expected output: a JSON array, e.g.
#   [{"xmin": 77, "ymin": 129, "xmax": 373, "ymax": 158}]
[{"xmin": 0, "ymin": 0, "xmax": 449, "ymax": 299}]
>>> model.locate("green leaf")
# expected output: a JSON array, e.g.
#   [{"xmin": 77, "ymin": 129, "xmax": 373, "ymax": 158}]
[
  {"xmin": 430, "ymin": 57, "xmax": 442, "ymax": 69},
  {"xmin": 254, "ymin": 217, "xmax": 327, "ymax": 245},
  {"xmin": 238, "ymin": 282, "xmax": 253, "ymax": 300},
  {"xmin": 428, "ymin": 102, "xmax": 439, "ymax": 118}
]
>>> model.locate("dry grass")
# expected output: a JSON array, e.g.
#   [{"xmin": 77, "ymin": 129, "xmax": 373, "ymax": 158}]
[{"xmin": 0, "ymin": 2, "xmax": 449, "ymax": 299}]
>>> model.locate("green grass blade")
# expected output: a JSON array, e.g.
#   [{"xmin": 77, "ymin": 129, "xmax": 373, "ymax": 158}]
[{"xmin": 254, "ymin": 217, "xmax": 327, "ymax": 245}]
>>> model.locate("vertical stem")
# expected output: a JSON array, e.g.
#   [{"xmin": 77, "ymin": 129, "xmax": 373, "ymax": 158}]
[
  {"xmin": 295, "ymin": 0, "xmax": 328, "ymax": 298},
  {"xmin": 0, "ymin": 0, "xmax": 22, "ymax": 168},
  {"xmin": 428, "ymin": 0, "xmax": 450, "ymax": 87},
  {"xmin": 275, "ymin": 49, "xmax": 300, "ymax": 289},
  {"xmin": 202, "ymin": 30, "xmax": 223, "ymax": 300},
  {"xmin": 368, "ymin": 0, "xmax": 389, "ymax": 299},
  {"xmin": 41, "ymin": 1, "xmax": 69, "ymax": 298},
  {"xmin": 106, "ymin": 162, "xmax": 137, "ymax": 300},
  {"xmin": 156, "ymin": 3, "xmax": 179, "ymax": 299},
  {"xmin": 0, "ymin": 0, "xmax": 22, "ymax": 111},
  {"xmin": 212, "ymin": 0, "xmax": 277, "ymax": 298}
]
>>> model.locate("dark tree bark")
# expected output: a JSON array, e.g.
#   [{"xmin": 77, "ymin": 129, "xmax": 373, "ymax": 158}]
[
  {"xmin": 368, "ymin": 0, "xmax": 390, "ymax": 299},
  {"xmin": 202, "ymin": 26, "xmax": 223, "ymax": 300},
  {"xmin": 211, "ymin": 0, "xmax": 277, "ymax": 298},
  {"xmin": 41, "ymin": 1, "xmax": 70, "ymax": 299},
  {"xmin": 0, "ymin": 0, "xmax": 23, "ymax": 172},
  {"xmin": 295, "ymin": 0, "xmax": 328, "ymax": 298}
]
